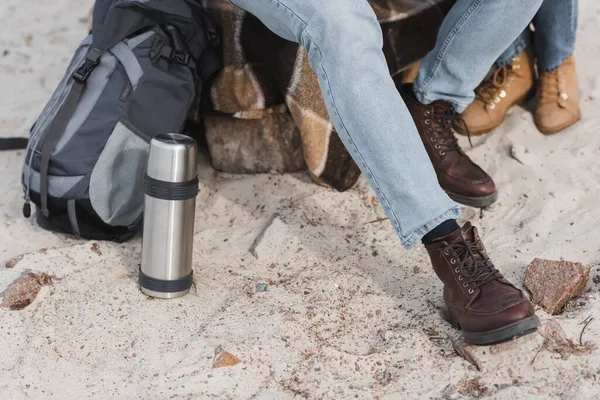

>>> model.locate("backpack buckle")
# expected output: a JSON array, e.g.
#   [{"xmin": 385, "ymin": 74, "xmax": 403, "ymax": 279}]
[
  {"xmin": 73, "ymin": 50, "xmax": 102, "ymax": 83},
  {"xmin": 171, "ymin": 50, "xmax": 190, "ymax": 66},
  {"xmin": 159, "ymin": 46, "xmax": 191, "ymax": 66}
]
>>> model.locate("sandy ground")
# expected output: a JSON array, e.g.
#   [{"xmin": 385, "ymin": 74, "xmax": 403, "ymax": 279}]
[{"xmin": 2, "ymin": 0, "xmax": 600, "ymax": 399}]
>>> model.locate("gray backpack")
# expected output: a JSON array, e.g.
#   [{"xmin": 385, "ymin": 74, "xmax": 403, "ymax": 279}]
[{"xmin": 20, "ymin": 0, "xmax": 220, "ymax": 241}]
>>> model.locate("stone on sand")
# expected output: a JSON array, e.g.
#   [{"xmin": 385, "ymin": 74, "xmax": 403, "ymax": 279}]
[
  {"xmin": 525, "ymin": 258, "xmax": 590, "ymax": 315},
  {"xmin": 0, "ymin": 271, "xmax": 52, "ymax": 310}
]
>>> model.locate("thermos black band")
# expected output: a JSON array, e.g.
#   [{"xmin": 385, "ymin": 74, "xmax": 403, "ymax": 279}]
[
  {"xmin": 144, "ymin": 174, "xmax": 199, "ymax": 201},
  {"xmin": 139, "ymin": 268, "xmax": 193, "ymax": 293}
]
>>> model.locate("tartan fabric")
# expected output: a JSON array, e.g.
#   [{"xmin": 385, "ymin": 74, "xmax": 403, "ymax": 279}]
[{"xmin": 202, "ymin": 0, "xmax": 454, "ymax": 191}]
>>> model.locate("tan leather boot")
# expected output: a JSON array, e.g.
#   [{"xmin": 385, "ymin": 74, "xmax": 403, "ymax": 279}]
[
  {"xmin": 426, "ymin": 222, "xmax": 540, "ymax": 345},
  {"xmin": 535, "ymin": 57, "xmax": 581, "ymax": 135},
  {"xmin": 455, "ymin": 48, "xmax": 535, "ymax": 136}
]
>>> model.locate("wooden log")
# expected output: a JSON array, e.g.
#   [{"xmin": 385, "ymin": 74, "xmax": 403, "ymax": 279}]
[{"xmin": 204, "ymin": 106, "xmax": 306, "ymax": 174}]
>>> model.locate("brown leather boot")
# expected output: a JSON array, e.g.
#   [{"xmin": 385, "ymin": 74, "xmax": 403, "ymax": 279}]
[
  {"xmin": 399, "ymin": 84, "xmax": 497, "ymax": 208},
  {"xmin": 535, "ymin": 57, "xmax": 581, "ymax": 135},
  {"xmin": 455, "ymin": 48, "xmax": 535, "ymax": 136},
  {"xmin": 425, "ymin": 222, "xmax": 539, "ymax": 345}
]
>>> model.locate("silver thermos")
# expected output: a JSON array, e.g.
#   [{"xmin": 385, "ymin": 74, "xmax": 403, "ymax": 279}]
[{"xmin": 140, "ymin": 133, "xmax": 198, "ymax": 299}]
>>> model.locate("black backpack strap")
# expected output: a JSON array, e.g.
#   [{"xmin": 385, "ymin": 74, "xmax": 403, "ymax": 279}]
[
  {"xmin": 67, "ymin": 199, "xmax": 82, "ymax": 237},
  {"xmin": 38, "ymin": 49, "xmax": 103, "ymax": 218},
  {"xmin": 0, "ymin": 138, "xmax": 28, "ymax": 150}
]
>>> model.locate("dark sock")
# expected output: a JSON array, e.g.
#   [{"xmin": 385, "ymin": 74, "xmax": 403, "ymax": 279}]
[{"xmin": 422, "ymin": 219, "xmax": 460, "ymax": 244}]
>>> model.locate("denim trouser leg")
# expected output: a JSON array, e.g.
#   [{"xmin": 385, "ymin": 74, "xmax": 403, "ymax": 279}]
[
  {"xmin": 533, "ymin": 0, "xmax": 579, "ymax": 72},
  {"xmin": 414, "ymin": 0, "xmax": 543, "ymax": 112},
  {"xmin": 496, "ymin": 29, "xmax": 532, "ymax": 67},
  {"xmin": 229, "ymin": 0, "xmax": 460, "ymax": 248},
  {"xmin": 496, "ymin": 0, "xmax": 578, "ymax": 71}
]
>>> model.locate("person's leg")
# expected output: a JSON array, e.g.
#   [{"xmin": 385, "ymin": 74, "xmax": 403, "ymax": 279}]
[
  {"xmin": 398, "ymin": 0, "xmax": 542, "ymax": 205},
  {"xmin": 495, "ymin": 29, "xmax": 532, "ymax": 68},
  {"xmin": 534, "ymin": 0, "xmax": 578, "ymax": 72},
  {"xmin": 414, "ymin": 0, "xmax": 543, "ymax": 112},
  {"xmin": 229, "ymin": 0, "xmax": 460, "ymax": 249},
  {"xmin": 230, "ymin": 0, "xmax": 540, "ymax": 345},
  {"xmin": 533, "ymin": 0, "xmax": 580, "ymax": 134},
  {"xmin": 455, "ymin": 28, "xmax": 535, "ymax": 136}
]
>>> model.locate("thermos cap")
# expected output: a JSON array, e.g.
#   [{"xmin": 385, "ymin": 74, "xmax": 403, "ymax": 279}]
[{"xmin": 147, "ymin": 133, "xmax": 198, "ymax": 183}]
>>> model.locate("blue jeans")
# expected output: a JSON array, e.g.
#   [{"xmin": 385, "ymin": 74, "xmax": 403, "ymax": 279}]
[
  {"xmin": 227, "ymin": 0, "xmax": 541, "ymax": 248},
  {"xmin": 413, "ymin": 0, "xmax": 543, "ymax": 112},
  {"xmin": 496, "ymin": 0, "xmax": 578, "ymax": 72},
  {"xmin": 94, "ymin": 0, "xmax": 541, "ymax": 247}
]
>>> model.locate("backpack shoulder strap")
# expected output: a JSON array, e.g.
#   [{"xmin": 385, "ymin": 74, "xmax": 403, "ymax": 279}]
[
  {"xmin": 0, "ymin": 138, "xmax": 28, "ymax": 150},
  {"xmin": 38, "ymin": 48, "xmax": 103, "ymax": 217}
]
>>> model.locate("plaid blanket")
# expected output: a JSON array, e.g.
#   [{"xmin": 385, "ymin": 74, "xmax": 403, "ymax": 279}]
[{"xmin": 201, "ymin": 0, "xmax": 454, "ymax": 191}]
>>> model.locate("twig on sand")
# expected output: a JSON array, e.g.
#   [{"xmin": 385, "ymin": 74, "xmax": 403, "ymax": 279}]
[
  {"xmin": 509, "ymin": 144, "xmax": 525, "ymax": 165},
  {"xmin": 530, "ymin": 346, "xmax": 543, "ymax": 366},
  {"xmin": 450, "ymin": 335, "xmax": 482, "ymax": 371},
  {"xmin": 367, "ymin": 217, "xmax": 389, "ymax": 224},
  {"xmin": 579, "ymin": 316, "xmax": 594, "ymax": 346},
  {"xmin": 248, "ymin": 213, "xmax": 277, "ymax": 258}
]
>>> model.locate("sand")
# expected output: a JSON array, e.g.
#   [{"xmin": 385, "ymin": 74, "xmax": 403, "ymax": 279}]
[{"xmin": 1, "ymin": 0, "xmax": 600, "ymax": 399}]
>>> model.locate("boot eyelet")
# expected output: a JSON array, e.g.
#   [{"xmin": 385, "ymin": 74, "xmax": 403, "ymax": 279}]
[
  {"xmin": 425, "ymin": 111, "xmax": 431, "ymax": 116},
  {"xmin": 450, "ymin": 259, "xmax": 456, "ymax": 264},
  {"xmin": 458, "ymin": 276, "xmax": 463, "ymax": 281},
  {"xmin": 440, "ymin": 151, "xmax": 446, "ymax": 156},
  {"xmin": 431, "ymin": 137, "xmax": 436, "ymax": 141},
  {"xmin": 463, "ymin": 283, "xmax": 468, "ymax": 287},
  {"xmin": 454, "ymin": 268, "xmax": 459, "ymax": 273},
  {"xmin": 435, "ymin": 145, "xmax": 440, "ymax": 149},
  {"xmin": 425, "ymin": 120, "xmax": 431, "ymax": 125},
  {"xmin": 468, "ymin": 289, "xmax": 474, "ymax": 294}
]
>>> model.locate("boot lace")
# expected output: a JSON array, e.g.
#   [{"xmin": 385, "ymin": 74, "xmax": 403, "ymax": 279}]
[
  {"xmin": 430, "ymin": 104, "xmax": 473, "ymax": 150},
  {"xmin": 539, "ymin": 69, "xmax": 568, "ymax": 107},
  {"xmin": 474, "ymin": 62, "xmax": 522, "ymax": 110},
  {"xmin": 446, "ymin": 238, "xmax": 500, "ymax": 288}
]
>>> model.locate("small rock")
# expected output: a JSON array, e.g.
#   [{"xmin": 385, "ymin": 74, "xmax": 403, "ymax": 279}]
[
  {"xmin": 374, "ymin": 369, "xmax": 392, "ymax": 386},
  {"xmin": 1, "ymin": 272, "xmax": 52, "ymax": 310},
  {"xmin": 2, "ymin": 49, "xmax": 9, "ymax": 57},
  {"xmin": 525, "ymin": 258, "xmax": 590, "ymax": 315},
  {"xmin": 213, "ymin": 346, "xmax": 242, "ymax": 368},
  {"xmin": 90, "ymin": 243, "xmax": 102, "ymax": 256},
  {"xmin": 255, "ymin": 283, "xmax": 268, "ymax": 293},
  {"xmin": 457, "ymin": 378, "xmax": 488, "ymax": 398},
  {"xmin": 593, "ymin": 275, "xmax": 600, "ymax": 284},
  {"xmin": 5, "ymin": 254, "xmax": 24, "ymax": 268}
]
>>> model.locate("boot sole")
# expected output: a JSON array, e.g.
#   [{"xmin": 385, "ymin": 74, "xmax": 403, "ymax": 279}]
[
  {"xmin": 535, "ymin": 113, "xmax": 581, "ymax": 136},
  {"xmin": 445, "ymin": 190, "xmax": 498, "ymax": 208},
  {"xmin": 447, "ymin": 313, "xmax": 540, "ymax": 346}
]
